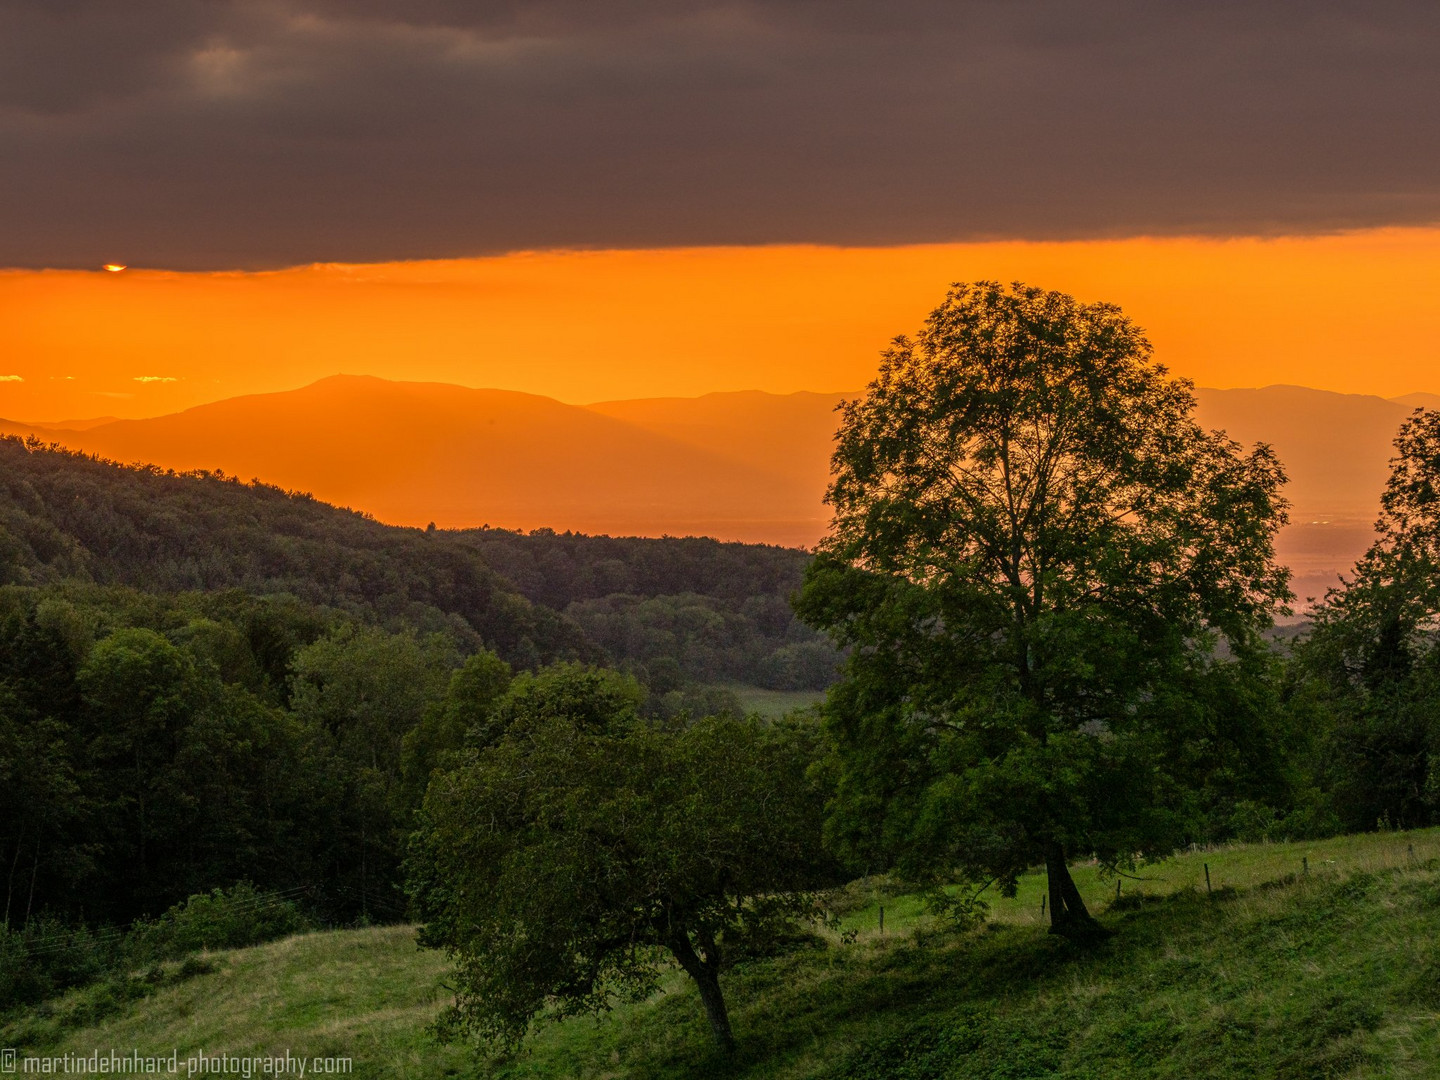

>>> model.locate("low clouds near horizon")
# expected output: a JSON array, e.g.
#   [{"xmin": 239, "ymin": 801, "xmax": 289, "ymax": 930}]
[{"xmin": 4, "ymin": 0, "xmax": 1439, "ymax": 270}]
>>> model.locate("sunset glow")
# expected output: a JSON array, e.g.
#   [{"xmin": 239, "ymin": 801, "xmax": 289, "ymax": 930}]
[{"xmin": 4, "ymin": 228, "xmax": 1439, "ymax": 422}]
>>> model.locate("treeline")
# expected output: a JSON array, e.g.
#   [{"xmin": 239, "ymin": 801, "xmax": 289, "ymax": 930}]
[
  {"xmin": 0, "ymin": 437, "xmax": 589, "ymax": 670},
  {"xmin": 0, "ymin": 438, "xmax": 836, "ymax": 690},
  {"xmin": 0, "ymin": 580, "xmax": 757, "ymax": 946},
  {"xmin": 455, "ymin": 528, "xmax": 839, "ymax": 690}
]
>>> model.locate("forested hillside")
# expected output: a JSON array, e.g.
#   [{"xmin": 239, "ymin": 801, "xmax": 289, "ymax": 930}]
[
  {"xmin": 0, "ymin": 437, "xmax": 836, "ymax": 689},
  {"xmin": 0, "ymin": 437, "xmax": 839, "ymax": 942},
  {"xmin": 0, "ymin": 436, "xmax": 587, "ymax": 668},
  {"xmin": 455, "ymin": 528, "xmax": 837, "ymax": 690}
]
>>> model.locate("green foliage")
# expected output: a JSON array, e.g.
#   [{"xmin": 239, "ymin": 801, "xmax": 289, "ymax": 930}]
[
  {"xmin": 566, "ymin": 591, "xmax": 839, "ymax": 691},
  {"xmin": 799, "ymin": 282, "xmax": 1291, "ymax": 934},
  {"xmin": 474, "ymin": 661, "xmax": 648, "ymax": 747},
  {"xmin": 0, "ymin": 584, "xmax": 444, "ymax": 927},
  {"xmin": 0, "ymin": 883, "xmax": 301, "ymax": 1014},
  {"xmin": 408, "ymin": 665, "xmax": 837, "ymax": 1052},
  {"xmin": 1294, "ymin": 408, "xmax": 1440, "ymax": 833},
  {"xmin": 125, "ymin": 884, "xmax": 310, "ymax": 963},
  {"xmin": 0, "ymin": 917, "xmax": 118, "ymax": 1011},
  {"xmin": 399, "ymin": 649, "xmax": 513, "ymax": 812},
  {"xmin": 0, "ymin": 436, "xmax": 593, "ymax": 670}
]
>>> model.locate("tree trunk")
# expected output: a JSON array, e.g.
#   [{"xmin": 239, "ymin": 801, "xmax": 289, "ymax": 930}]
[
  {"xmin": 1044, "ymin": 843, "xmax": 1105, "ymax": 940},
  {"xmin": 667, "ymin": 931, "xmax": 736, "ymax": 1054},
  {"xmin": 24, "ymin": 837, "xmax": 40, "ymax": 926},
  {"xmin": 5, "ymin": 827, "xmax": 25, "ymax": 929}
]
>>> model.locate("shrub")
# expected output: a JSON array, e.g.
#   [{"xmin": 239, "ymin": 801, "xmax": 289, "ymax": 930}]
[
  {"xmin": 126, "ymin": 884, "xmax": 311, "ymax": 963},
  {"xmin": 0, "ymin": 918, "xmax": 119, "ymax": 1012}
]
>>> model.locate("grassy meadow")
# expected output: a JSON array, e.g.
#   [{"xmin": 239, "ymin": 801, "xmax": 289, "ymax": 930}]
[
  {"xmin": 8, "ymin": 829, "xmax": 1440, "ymax": 1079},
  {"xmin": 722, "ymin": 684, "xmax": 827, "ymax": 719}
]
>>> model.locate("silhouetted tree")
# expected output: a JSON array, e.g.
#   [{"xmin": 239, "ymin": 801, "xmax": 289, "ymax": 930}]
[{"xmin": 798, "ymin": 281, "xmax": 1290, "ymax": 937}]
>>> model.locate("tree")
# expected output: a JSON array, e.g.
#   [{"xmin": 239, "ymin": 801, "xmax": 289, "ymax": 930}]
[
  {"xmin": 398, "ymin": 648, "xmax": 513, "ymax": 815},
  {"xmin": 1295, "ymin": 408, "xmax": 1440, "ymax": 831},
  {"xmin": 78, "ymin": 628, "xmax": 217, "ymax": 918},
  {"xmin": 406, "ymin": 665, "xmax": 833, "ymax": 1054},
  {"xmin": 289, "ymin": 625, "xmax": 458, "ymax": 920},
  {"xmin": 796, "ymin": 281, "xmax": 1290, "ymax": 937}
]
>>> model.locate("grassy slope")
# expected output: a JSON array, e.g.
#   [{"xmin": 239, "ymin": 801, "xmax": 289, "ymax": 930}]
[
  {"xmin": 9, "ymin": 831, "xmax": 1440, "ymax": 1079},
  {"xmin": 723, "ymin": 684, "xmax": 826, "ymax": 719}
]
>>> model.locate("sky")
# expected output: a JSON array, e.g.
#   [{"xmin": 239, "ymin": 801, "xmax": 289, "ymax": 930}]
[
  {"xmin": 2, "ymin": 1, "xmax": 1438, "ymax": 419},
  {"xmin": 3, "ymin": 231, "xmax": 1440, "ymax": 420},
  {"xmin": 5, "ymin": 1, "xmax": 1440, "ymax": 269}
]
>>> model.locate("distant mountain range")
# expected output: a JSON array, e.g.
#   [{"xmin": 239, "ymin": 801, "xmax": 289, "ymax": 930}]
[{"xmin": 4, "ymin": 375, "xmax": 1434, "ymax": 605}]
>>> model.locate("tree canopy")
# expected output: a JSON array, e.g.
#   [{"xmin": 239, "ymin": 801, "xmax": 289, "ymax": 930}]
[
  {"xmin": 407, "ymin": 666, "xmax": 835, "ymax": 1053},
  {"xmin": 797, "ymin": 281, "xmax": 1291, "ymax": 936}
]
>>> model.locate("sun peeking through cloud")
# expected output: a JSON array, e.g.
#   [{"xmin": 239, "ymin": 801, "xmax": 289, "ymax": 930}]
[
  {"xmin": 133, "ymin": 376, "xmax": 178, "ymax": 383},
  {"xmin": 103, "ymin": 264, "xmax": 127, "ymax": 272}
]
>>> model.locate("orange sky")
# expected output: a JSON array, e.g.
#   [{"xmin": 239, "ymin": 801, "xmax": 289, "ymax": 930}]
[{"xmin": 2, "ymin": 228, "xmax": 1438, "ymax": 421}]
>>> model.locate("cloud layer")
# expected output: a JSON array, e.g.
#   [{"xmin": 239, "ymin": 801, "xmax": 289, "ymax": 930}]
[{"xmin": 3, "ymin": 0, "xmax": 1438, "ymax": 269}]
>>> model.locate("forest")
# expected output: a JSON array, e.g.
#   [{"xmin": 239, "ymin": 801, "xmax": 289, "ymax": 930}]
[{"xmin": 0, "ymin": 444, "xmax": 835, "ymax": 922}]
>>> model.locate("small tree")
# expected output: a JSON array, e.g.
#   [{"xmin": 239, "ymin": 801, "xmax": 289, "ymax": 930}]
[
  {"xmin": 406, "ymin": 666, "xmax": 833, "ymax": 1054},
  {"xmin": 797, "ymin": 281, "xmax": 1290, "ymax": 936}
]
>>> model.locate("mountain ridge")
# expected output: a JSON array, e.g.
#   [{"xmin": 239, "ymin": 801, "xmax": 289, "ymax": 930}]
[{"xmin": 6, "ymin": 376, "xmax": 1437, "ymax": 598}]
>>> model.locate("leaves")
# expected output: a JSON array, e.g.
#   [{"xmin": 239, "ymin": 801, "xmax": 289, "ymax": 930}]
[
  {"xmin": 407, "ymin": 669, "xmax": 836, "ymax": 1050},
  {"xmin": 802, "ymin": 281, "xmax": 1292, "ymax": 886}
]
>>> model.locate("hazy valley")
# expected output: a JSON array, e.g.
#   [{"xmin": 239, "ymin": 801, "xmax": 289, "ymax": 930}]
[{"xmin": 4, "ymin": 376, "xmax": 1435, "ymax": 603}]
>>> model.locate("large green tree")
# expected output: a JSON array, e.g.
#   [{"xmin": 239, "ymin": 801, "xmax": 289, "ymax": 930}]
[
  {"xmin": 797, "ymin": 281, "xmax": 1290, "ymax": 937},
  {"xmin": 407, "ymin": 665, "xmax": 833, "ymax": 1054}
]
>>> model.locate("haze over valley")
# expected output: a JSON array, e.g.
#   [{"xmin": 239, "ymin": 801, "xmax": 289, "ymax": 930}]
[{"xmin": 3, "ymin": 375, "xmax": 1430, "ymax": 603}]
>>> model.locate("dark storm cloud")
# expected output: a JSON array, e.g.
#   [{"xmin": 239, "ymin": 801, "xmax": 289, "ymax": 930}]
[{"xmin": 2, "ymin": 0, "xmax": 1438, "ymax": 269}]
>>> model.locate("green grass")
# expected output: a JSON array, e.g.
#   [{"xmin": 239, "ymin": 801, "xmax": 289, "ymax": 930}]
[
  {"xmin": 839, "ymin": 827, "xmax": 1440, "ymax": 937},
  {"xmin": 723, "ymin": 684, "xmax": 826, "ymax": 718},
  {"xmin": 9, "ymin": 830, "xmax": 1440, "ymax": 1079},
  {"xmin": 2, "ymin": 925, "xmax": 472, "ymax": 1079}
]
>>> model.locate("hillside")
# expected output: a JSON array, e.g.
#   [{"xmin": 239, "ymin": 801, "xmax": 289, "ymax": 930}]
[
  {"xmin": 7, "ymin": 829, "xmax": 1438, "ymax": 1079},
  {"xmin": 6, "ymin": 376, "xmax": 825, "ymax": 546},
  {"xmin": 0, "ymin": 437, "xmax": 833, "ymax": 688},
  {"xmin": 0, "ymin": 435, "xmax": 589, "ymax": 667},
  {"xmin": 587, "ymin": 389, "xmax": 847, "ymax": 496},
  {"xmin": 8, "ymin": 377, "xmax": 1436, "ymax": 599}
]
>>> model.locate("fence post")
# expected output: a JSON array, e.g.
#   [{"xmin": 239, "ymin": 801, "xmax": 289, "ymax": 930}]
[{"xmin": 1204, "ymin": 863, "xmax": 1211, "ymax": 895}]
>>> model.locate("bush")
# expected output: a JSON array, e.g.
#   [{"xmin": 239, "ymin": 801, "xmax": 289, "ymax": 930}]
[
  {"xmin": 0, "ymin": 918, "xmax": 119, "ymax": 1012},
  {"xmin": 757, "ymin": 641, "xmax": 841, "ymax": 691},
  {"xmin": 1, "ymin": 885, "xmax": 309, "ymax": 1014},
  {"xmin": 126, "ymin": 884, "xmax": 311, "ymax": 963}
]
